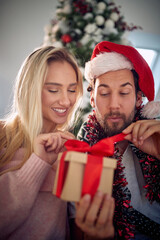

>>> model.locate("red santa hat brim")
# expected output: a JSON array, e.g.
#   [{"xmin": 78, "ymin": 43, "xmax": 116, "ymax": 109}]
[{"xmin": 85, "ymin": 51, "xmax": 133, "ymax": 82}]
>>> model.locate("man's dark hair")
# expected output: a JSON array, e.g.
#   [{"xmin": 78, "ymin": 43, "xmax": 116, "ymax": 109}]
[{"xmin": 131, "ymin": 69, "xmax": 140, "ymax": 95}]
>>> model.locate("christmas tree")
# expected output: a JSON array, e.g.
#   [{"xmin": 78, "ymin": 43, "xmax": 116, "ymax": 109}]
[
  {"xmin": 43, "ymin": 0, "xmax": 141, "ymax": 66},
  {"xmin": 43, "ymin": 0, "xmax": 142, "ymax": 134}
]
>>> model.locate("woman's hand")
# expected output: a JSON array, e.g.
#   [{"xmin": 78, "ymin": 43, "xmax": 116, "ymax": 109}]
[
  {"xmin": 75, "ymin": 192, "xmax": 115, "ymax": 239},
  {"xmin": 123, "ymin": 119, "xmax": 160, "ymax": 159},
  {"xmin": 33, "ymin": 131, "xmax": 74, "ymax": 165}
]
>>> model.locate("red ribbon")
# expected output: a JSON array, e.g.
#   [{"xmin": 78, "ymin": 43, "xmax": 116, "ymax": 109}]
[{"xmin": 56, "ymin": 133, "xmax": 126, "ymax": 199}]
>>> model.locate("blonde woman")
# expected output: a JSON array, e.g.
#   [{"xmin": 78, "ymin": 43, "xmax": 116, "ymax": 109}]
[
  {"xmin": 0, "ymin": 46, "xmax": 115, "ymax": 240},
  {"xmin": 0, "ymin": 46, "xmax": 84, "ymax": 240}
]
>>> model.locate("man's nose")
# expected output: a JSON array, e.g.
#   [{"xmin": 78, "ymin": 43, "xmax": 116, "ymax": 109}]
[{"xmin": 109, "ymin": 94, "xmax": 120, "ymax": 110}]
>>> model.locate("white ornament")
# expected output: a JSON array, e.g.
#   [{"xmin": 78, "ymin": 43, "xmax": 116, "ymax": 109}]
[
  {"xmin": 93, "ymin": 34, "xmax": 103, "ymax": 43},
  {"xmin": 110, "ymin": 12, "xmax": 119, "ymax": 22},
  {"xmin": 80, "ymin": 34, "xmax": 91, "ymax": 45},
  {"xmin": 56, "ymin": 8, "xmax": 63, "ymax": 14},
  {"xmin": 59, "ymin": 21, "xmax": 70, "ymax": 34},
  {"xmin": 44, "ymin": 24, "xmax": 52, "ymax": 34},
  {"xmin": 103, "ymin": 27, "xmax": 118, "ymax": 35},
  {"xmin": 84, "ymin": 23, "xmax": 97, "ymax": 34},
  {"xmin": 52, "ymin": 24, "xmax": 59, "ymax": 34},
  {"xmin": 95, "ymin": 15, "xmax": 105, "ymax": 26},
  {"xmin": 63, "ymin": 5, "xmax": 71, "ymax": 14},
  {"xmin": 97, "ymin": 2, "xmax": 106, "ymax": 11},
  {"xmin": 84, "ymin": 13, "xmax": 93, "ymax": 20},
  {"xmin": 53, "ymin": 41, "xmax": 63, "ymax": 48},
  {"xmin": 110, "ymin": 28, "xmax": 118, "ymax": 34},
  {"xmin": 74, "ymin": 29, "xmax": 82, "ymax": 35},
  {"xmin": 56, "ymin": 2, "xmax": 71, "ymax": 14},
  {"xmin": 105, "ymin": 19, "xmax": 115, "ymax": 29},
  {"xmin": 94, "ymin": 28, "xmax": 103, "ymax": 36}
]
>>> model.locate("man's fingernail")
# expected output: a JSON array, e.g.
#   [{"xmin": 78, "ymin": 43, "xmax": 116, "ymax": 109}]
[
  {"xmin": 105, "ymin": 194, "xmax": 111, "ymax": 200},
  {"xmin": 83, "ymin": 194, "xmax": 91, "ymax": 202},
  {"xmin": 96, "ymin": 191, "xmax": 103, "ymax": 198}
]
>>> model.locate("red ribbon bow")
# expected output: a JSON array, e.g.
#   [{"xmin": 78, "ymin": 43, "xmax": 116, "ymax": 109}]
[{"xmin": 56, "ymin": 133, "xmax": 126, "ymax": 199}]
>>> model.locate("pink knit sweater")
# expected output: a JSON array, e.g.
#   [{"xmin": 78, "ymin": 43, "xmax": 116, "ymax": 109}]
[{"xmin": 0, "ymin": 149, "xmax": 75, "ymax": 240}]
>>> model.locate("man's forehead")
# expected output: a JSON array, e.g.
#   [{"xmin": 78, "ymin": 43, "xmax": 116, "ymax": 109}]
[{"xmin": 95, "ymin": 69, "xmax": 134, "ymax": 87}]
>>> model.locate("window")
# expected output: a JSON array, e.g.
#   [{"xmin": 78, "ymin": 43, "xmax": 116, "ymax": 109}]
[
  {"xmin": 136, "ymin": 48, "xmax": 160, "ymax": 100},
  {"xmin": 136, "ymin": 48, "xmax": 157, "ymax": 69}
]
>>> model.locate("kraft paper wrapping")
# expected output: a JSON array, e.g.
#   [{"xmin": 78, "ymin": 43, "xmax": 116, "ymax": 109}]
[{"xmin": 53, "ymin": 151, "xmax": 117, "ymax": 202}]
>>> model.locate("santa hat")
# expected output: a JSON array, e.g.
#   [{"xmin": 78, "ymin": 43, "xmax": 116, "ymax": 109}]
[{"xmin": 85, "ymin": 41, "xmax": 160, "ymax": 118}]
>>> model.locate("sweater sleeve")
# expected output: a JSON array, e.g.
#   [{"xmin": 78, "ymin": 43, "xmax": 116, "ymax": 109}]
[{"xmin": 0, "ymin": 153, "xmax": 51, "ymax": 237}]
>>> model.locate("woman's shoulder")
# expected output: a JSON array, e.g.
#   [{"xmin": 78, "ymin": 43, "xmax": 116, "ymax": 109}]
[{"xmin": 0, "ymin": 148, "xmax": 26, "ymax": 172}]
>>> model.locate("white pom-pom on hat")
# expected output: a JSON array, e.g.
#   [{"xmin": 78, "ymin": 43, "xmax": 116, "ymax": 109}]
[{"xmin": 141, "ymin": 101, "xmax": 160, "ymax": 118}]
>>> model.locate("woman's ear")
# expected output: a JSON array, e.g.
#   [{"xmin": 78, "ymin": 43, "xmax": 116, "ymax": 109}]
[
  {"xmin": 90, "ymin": 91, "xmax": 95, "ymax": 108},
  {"xmin": 136, "ymin": 91, "xmax": 143, "ymax": 108}
]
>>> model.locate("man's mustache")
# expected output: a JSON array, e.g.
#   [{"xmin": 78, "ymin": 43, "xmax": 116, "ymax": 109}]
[{"xmin": 105, "ymin": 112, "xmax": 125, "ymax": 118}]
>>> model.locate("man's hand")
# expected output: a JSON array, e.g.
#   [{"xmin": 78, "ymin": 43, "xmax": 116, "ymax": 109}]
[
  {"xmin": 75, "ymin": 191, "xmax": 115, "ymax": 239},
  {"xmin": 123, "ymin": 119, "xmax": 160, "ymax": 159}
]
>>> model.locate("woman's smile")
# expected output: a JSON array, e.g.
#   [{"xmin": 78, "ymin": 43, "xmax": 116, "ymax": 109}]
[{"xmin": 51, "ymin": 107, "xmax": 68, "ymax": 116}]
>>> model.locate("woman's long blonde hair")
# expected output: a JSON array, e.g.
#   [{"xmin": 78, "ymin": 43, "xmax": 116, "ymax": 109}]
[{"xmin": 0, "ymin": 46, "xmax": 83, "ymax": 174}]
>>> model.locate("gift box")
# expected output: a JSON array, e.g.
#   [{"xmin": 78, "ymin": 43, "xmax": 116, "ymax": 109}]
[
  {"xmin": 53, "ymin": 133, "xmax": 126, "ymax": 202},
  {"xmin": 53, "ymin": 150, "xmax": 117, "ymax": 202}
]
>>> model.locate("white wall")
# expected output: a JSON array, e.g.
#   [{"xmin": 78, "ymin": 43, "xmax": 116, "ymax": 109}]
[
  {"xmin": 115, "ymin": 0, "xmax": 160, "ymax": 35},
  {"xmin": 0, "ymin": 0, "xmax": 57, "ymax": 117},
  {"xmin": 0, "ymin": 0, "xmax": 160, "ymax": 117},
  {"xmin": 114, "ymin": 0, "xmax": 160, "ymax": 50}
]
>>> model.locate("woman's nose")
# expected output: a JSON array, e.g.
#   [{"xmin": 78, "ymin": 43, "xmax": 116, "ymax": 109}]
[{"xmin": 59, "ymin": 92, "xmax": 71, "ymax": 107}]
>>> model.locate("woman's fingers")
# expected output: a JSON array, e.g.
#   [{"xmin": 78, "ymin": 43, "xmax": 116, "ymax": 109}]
[
  {"xmin": 46, "ymin": 134, "xmax": 61, "ymax": 152},
  {"xmin": 33, "ymin": 130, "xmax": 75, "ymax": 163},
  {"xmin": 45, "ymin": 131, "xmax": 74, "ymax": 152},
  {"xmin": 59, "ymin": 131, "xmax": 75, "ymax": 140}
]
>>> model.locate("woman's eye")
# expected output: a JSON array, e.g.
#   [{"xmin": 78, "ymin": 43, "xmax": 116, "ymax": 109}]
[
  {"xmin": 48, "ymin": 90, "xmax": 58, "ymax": 93},
  {"xmin": 68, "ymin": 90, "xmax": 76, "ymax": 93},
  {"xmin": 68, "ymin": 88, "xmax": 77, "ymax": 93}
]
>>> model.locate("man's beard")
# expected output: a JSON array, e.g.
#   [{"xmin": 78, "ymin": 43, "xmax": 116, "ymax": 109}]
[{"xmin": 97, "ymin": 109, "xmax": 135, "ymax": 137}]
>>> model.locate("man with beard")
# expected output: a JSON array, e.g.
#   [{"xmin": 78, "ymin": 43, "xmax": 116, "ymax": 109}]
[{"xmin": 76, "ymin": 41, "xmax": 160, "ymax": 239}]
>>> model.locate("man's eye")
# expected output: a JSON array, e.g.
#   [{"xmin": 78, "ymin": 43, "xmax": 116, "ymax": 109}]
[{"xmin": 120, "ymin": 92, "xmax": 129, "ymax": 95}]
